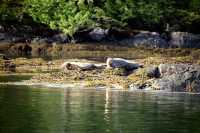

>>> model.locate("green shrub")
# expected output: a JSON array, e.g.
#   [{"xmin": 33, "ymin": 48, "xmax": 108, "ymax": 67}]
[
  {"xmin": 25, "ymin": 0, "xmax": 96, "ymax": 36},
  {"xmin": 1, "ymin": 0, "xmax": 200, "ymax": 35}
]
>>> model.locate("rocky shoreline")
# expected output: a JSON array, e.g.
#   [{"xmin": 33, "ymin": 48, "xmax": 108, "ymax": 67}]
[
  {"xmin": 1, "ymin": 49, "xmax": 200, "ymax": 93},
  {"xmin": 1, "ymin": 24, "xmax": 200, "ymax": 58},
  {"xmin": 26, "ymin": 58, "xmax": 200, "ymax": 93},
  {"xmin": 1, "ymin": 24, "xmax": 200, "ymax": 48}
]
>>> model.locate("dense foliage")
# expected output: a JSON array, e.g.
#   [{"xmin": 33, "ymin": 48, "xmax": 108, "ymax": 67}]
[
  {"xmin": 0, "ymin": 0, "xmax": 200, "ymax": 35},
  {"xmin": 0, "ymin": 0, "xmax": 25, "ymax": 22}
]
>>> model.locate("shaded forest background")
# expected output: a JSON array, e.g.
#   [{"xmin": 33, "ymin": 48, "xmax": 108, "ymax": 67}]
[{"xmin": 0, "ymin": 0, "xmax": 200, "ymax": 36}]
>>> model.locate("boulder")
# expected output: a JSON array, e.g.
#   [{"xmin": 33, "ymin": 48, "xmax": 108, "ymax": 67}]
[
  {"xmin": 120, "ymin": 32, "xmax": 168, "ymax": 48},
  {"xmin": 159, "ymin": 64, "xmax": 188, "ymax": 77},
  {"xmin": 61, "ymin": 62, "xmax": 97, "ymax": 71},
  {"xmin": 158, "ymin": 64, "xmax": 200, "ymax": 77},
  {"xmin": 169, "ymin": 32, "xmax": 200, "ymax": 48},
  {"xmin": 152, "ymin": 64, "xmax": 200, "ymax": 92},
  {"xmin": 31, "ymin": 37, "xmax": 48, "ymax": 44},
  {"xmin": 51, "ymin": 33, "xmax": 69, "ymax": 43},
  {"xmin": 0, "ymin": 33, "xmax": 13, "ymax": 43},
  {"xmin": 0, "ymin": 33, "xmax": 6, "ymax": 41},
  {"xmin": 89, "ymin": 28, "xmax": 108, "ymax": 41},
  {"xmin": 152, "ymin": 71, "xmax": 200, "ymax": 92},
  {"xmin": 106, "ymin": 58, "xmax": 142, "ymax": 70}
]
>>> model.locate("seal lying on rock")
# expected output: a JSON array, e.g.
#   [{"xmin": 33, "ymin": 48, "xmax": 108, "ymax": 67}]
[
  {"xmin": 61, "ymin": 62, "xmax": 99, "ymax": 71},
  {"xmin": 106, "ymin": 58, "xmax": 142, "ymax": 70}
]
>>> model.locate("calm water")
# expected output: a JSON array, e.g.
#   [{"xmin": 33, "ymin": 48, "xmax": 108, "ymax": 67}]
[{"xmin": 1, "ymin": 76, "xmax": 200, "ymax": 133}]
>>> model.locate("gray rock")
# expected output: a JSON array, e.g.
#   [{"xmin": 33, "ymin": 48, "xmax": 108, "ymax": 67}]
[
  {"xmin": 52, "ymin": 33, "xmax": 69, "ymax": 43},
  {"xmin": 190, "ymin": 80, "xmax": 200, "ymax": 93},
  {"xmin": 158, "ymin": 64, "xmax": 200, "ymax": 77},
  {"xmin": 152, "ymin": 64, "xmax": 200, "ymax": 92},
  {"xmin": 89, "ymin": 28, "xmax": 108, "ymax": 41},
  {"xmin": 0, "ymin": 33, "xmax": 6, "ymax": 40},
  {"xmin": 31, "ymin": 37, "xmax": 48, "ymax": 44},
  {"xmin": 158, "ymin": 64, "xmax": 190, "ymax": 77},
  {"xmin": 120, "ymin": 32, "xmax": 168, "ymax": 48},
  {"xmin": 152, "ymin": 74, "xmax": 179, "ymax": 91},
  {"xmin": 0, "ymin": 33, "xmax": 29, "ymax": 43},
  {"xmin": 169, "ymin": 32, "xmax": 200, "ymax": 48},
  {"xmin": 0, "ymin": 33, "xmax": 13, "ymax": 43},
  {"xmin": 106, "ymin": 58, "xmax": 141, "ymax": 70},
  {"xmin": 11, "ymin": 37, "xmax": 24, "ymax": 43}
]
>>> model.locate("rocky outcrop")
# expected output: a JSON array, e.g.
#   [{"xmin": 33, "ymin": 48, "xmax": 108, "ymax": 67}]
[
  {"xmin": 120, "ymin": 32, "xmax": 169, "ymax": 48},
  {"xmin": 127, "ymin": 63, "xmax": 200, "ymax": 92},
  {"xmin": 152, "ymin": 71, "xmax": 200, "ymax": 92},
  {"xmin": 2, "ymin": 25, "xmax": 200, "ymax": 49},
  {"xmin": 51, "ymin": 33, "xmax": 69, "ymax": 43},
  {"xmin": 88, "ymin": 28, "xmax": 109, "ymax": 41},
  {"xmin": 169, "ymin": 32, "xmax": 200, "ymax": 48},
  {"xmin": 151, "ymin": 64, "xmax": 200, "ymax": 92},
  {"xmin": 158, "ymin": 64, "xmax": 190, "ymax": 77},
  {"xmin": 25, "ymin": 57, "xmax": 200, "ymax": 92}
]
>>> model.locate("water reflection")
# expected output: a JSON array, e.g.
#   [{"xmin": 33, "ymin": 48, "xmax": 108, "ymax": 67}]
[
  {"xmin": 104, "ymin": 88, "xmax": 112, "ymax": 132},
  {"xmin": 1, "ymin": 85, "xmax": 200, "ymax": 133},
  {"xmin": 104, "ymin": 88, "xmax": 110, "ymax": 118}
]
